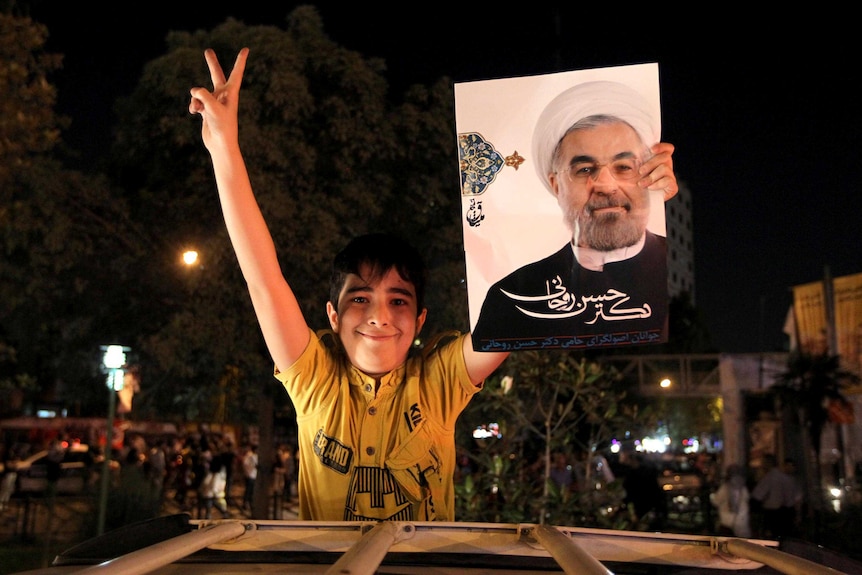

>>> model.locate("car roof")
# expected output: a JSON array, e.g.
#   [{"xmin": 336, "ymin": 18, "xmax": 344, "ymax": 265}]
[{"xmin": 10, "ymin": 515, "xmax": 855, "ymax": 575}]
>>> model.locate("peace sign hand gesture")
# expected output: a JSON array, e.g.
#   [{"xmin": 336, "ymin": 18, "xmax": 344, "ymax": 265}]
[{"xmin": 189, "ymin": 48, "xmax": 249, "ymax": 152}]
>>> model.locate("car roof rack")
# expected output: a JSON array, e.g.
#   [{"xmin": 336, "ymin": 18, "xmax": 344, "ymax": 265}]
[{"xmin": 43, "ymin": 514, "xmax": 848, "ymax": 575}]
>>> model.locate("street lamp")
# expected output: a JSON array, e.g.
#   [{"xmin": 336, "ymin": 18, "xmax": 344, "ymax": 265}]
[
  {"xmin": 98, "ymin": 344, "xmax": 129, "ymax": 536},
  {"xmin": 182, "ymin": 250, "xmax": 199, "ymax": 266}
]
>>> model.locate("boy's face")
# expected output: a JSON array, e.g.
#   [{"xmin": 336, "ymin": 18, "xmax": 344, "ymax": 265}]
[{"xmin": 326, "ymin": 265, "xmax": 427, "ymax": 378}]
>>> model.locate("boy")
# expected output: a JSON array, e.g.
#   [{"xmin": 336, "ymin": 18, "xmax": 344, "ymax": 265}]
[{"xmin": 189, "ymin": 48, "xmax": 677, "ymax": 520}]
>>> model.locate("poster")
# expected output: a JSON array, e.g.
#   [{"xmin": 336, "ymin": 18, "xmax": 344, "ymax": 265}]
[
  {"xmin": 832, "ymin": 272, "xmax": 862, "ymax": 376},
  {"xmin": 456, "ymin": 63, "xmax": 668, "ymax": 352},
  {"xmin": 791, "ymin": 280, "xmax": 828, "ymax": 356}
]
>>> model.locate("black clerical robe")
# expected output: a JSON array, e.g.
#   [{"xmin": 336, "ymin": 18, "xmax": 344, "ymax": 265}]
[{"xmin": 472, "ymin": 231, "xmax": 668, "ymax": 351}]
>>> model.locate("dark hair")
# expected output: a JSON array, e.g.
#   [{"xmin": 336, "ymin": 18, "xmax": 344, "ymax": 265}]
[{"xmin": 329, "ymin": 233, "xmax": 427, "ymax": 315}]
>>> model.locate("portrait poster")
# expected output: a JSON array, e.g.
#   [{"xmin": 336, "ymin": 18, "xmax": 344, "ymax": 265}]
[
  {"xmin": 456, "ymin": 63, "xmax": 668, "ymax": 352},
  {"xmin": 791, "ymin": 279, "xmax": 828, "ymax": 356},
  {"xmin": 832, "ymin": 272, "xmax": 862, "ymax": 377}
]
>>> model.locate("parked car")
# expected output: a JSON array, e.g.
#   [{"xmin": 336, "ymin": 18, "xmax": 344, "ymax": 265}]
[
  {"xmin": 655, "ymin": 457, "xmax": 709, "ymax": 531},
  {"xmin": 12, "ymin": 445, "xmax": 94, "ymax": 496},
  {"xmin": 658, "ymin": 466, "xmax": 703, "ymax": 494}
]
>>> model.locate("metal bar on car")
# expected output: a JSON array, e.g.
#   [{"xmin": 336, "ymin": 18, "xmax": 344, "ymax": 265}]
[
  {"xmin": 73, "ymin": 521, "xmax": 249, "ymax": 575},
  {"xmin": 531, "ymin": 524, "xmax": 614, "ymax": 575},
  {"xmin": 721, "ymin": 538, "xmax": 849, "ymax": 575},
  {"xmin": 324, "ymin": 521, "xmax": 413, "ymax": 575}
]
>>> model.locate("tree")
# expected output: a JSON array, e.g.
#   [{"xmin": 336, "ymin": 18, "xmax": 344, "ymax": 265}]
[
  {"xmin": 1, "ymin": 6, "xmax": 466, "ymax": 423},
  {"xmin": 103, "ymin": 7, "xmax": 464, "ymax": 422},
  {"xmin": 456, "ymin": 350, "xmax": 656, "ymax": 527},
  {"xmin": 773, "ymin": 351, "xmax": 860, "ymax": 519},
  {"xmin": 0, "ymin": 12, "xmax": 63, "ymax": 192},
  {"xmin": 1, "ymin": 12, "xmax": 136, "ymax": 416}
]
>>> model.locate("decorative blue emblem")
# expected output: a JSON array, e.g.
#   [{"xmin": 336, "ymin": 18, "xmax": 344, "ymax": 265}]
[{"xmin": 458, "ymin": 133, "xmax": 505, "ymax": 196}]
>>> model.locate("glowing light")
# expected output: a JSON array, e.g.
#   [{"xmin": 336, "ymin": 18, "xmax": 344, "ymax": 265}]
[
  {"xmin": 640, "ymin": 436, "xmax": 668, "ymax": 453},
  {"xmin": 103, "ymin": 345, "xmax": 126, "ymax": 369},
  {"xmin": 182, "ymin": 250, "xmax": 199, "ymax": 266},
  {"xmin": 472, "ymin": 423, "xmax": 502, "ymax": 439}
]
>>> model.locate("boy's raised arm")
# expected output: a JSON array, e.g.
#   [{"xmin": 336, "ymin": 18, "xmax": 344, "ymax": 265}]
[
  {"xmin": 462, "ymin": 340, "xmax": 509, "ymax": 387},
  {"xmin": 189, "ymin": 48, "xmax": 310, "ymax": 371}
]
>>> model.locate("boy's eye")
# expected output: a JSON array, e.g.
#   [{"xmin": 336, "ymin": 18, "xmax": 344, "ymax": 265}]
[
  {"xmin": 391, "ymin": 298, "xmax": 407, "ymax": 306},
  {"xmin": 352, "ymin": 296, "xmax": 368, "ymax": 303}
]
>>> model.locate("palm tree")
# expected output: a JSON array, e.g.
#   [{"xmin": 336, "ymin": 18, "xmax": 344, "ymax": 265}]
[{"xmin": 773, "ymin": 352, "xmax": 859, "ymax": 521}]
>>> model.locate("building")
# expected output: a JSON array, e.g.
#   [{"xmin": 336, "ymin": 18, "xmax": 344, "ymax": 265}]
[{"xmin": 665, "ymin": 179, "xmax": 695, "ymax": 302}]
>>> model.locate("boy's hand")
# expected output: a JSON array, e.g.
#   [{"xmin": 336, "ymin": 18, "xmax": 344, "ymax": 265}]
[{"xmin": 189, "ymin": 48, "xmax": 249, "ymax": 151}]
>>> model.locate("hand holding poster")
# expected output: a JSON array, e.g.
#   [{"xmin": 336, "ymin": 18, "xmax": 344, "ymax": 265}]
[{"xmin": 456, "ymin": 63, "xmax": 670, "ymax": 352}]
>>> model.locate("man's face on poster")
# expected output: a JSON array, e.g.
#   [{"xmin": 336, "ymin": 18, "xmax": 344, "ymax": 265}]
[{"xmin": 549, "ymin": 121, "xmax": 650, "ymax": 251}]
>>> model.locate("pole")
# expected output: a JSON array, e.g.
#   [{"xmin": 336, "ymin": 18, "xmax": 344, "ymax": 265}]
[
  {"xmin": 76, "ymin": 521, "xmax": 248, "ymax": 575},
  {"xmin": 97, "ymin": 369, "xmax": 117, "ymax": 536}
]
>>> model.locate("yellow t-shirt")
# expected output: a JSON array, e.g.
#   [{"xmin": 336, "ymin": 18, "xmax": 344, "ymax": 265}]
[{"xmin": 274, "ymin": 328, "xmax": 481, "ymax": 521}]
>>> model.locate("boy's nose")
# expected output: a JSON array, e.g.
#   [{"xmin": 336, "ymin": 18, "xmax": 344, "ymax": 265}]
[{"xmin": 368, "ymin": 302, "xmax": 390, "ymax": 326}]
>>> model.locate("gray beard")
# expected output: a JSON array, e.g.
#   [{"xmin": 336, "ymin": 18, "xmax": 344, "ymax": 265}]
[{"xmin": 569, "ymin": 210, "xmax": 645, "ymax": 251}]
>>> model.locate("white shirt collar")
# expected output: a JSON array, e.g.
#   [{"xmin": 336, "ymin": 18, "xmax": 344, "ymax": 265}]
[{"xmin": 572, "ymin": 234, "xmax": 646, "ymax": 271}]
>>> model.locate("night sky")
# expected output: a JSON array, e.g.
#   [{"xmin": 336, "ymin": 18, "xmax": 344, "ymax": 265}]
[{"xmin": 24, "ymin": 4, "xmax": 861, "ymax": 353}]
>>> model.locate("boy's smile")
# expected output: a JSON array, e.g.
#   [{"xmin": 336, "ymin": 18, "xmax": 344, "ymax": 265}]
[{"xmin": 327, "ymin": 266, "xmax": 427, "ymax": 379}]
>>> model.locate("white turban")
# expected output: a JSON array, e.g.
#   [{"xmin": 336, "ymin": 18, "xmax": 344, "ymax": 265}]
[{"xmin": 531, "ymin": 80, "xmax": 660, "ymax": 194}]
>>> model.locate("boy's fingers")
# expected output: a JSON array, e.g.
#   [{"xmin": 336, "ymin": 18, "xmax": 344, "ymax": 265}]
[
  {"xmin": 204, "ymin": 49, "xmax": 227, "ymax": 87},
  {"xmin": 227, "ymin": 48, "xmax": 250, "ymax": 87}
]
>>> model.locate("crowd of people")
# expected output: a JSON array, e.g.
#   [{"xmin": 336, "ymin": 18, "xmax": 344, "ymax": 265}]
[
  {"xmin": 517, "ymin": 445, "xmax": 807, "ymax": 540},
  {"xmin": 709, "ymin": 453, "xmax": 805, "ymax": 539},
  {"xmin": 1, "ymin": 427, "xmax": 810, "ymax": 543},
  {"xmin": 146, "ymin": 432, "xmax": 298, "ymax": 520},
  {"xmin": 0, "ymin": 430, "xmax": 299, "ymax": 522}
]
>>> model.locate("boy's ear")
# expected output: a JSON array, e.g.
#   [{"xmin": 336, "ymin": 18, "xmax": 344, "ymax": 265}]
[
  {"xmin": 415, "ymin": 308, "xmax": 428, "ymax": 337},
  {"xmin": 326, "ymin": 301, "xmax": 339, "ymax": 332}
]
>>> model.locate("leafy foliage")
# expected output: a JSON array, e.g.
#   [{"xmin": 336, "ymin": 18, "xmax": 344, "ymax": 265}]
[
  {"xmin": 1, "ymin": 12, "xmax": 131, "ymax": 414},
  {"xmin": 102, "ymin": 7, "xmax": 464, "ymax": 421},
  {"xmin": 455, "ymin": 351, "xmax": 656, "ymax": 526},
  {"xmin": 773, "ymin": 352, "xmax": 859, "ymax": 457},
  {"xmin": 0, "ymin": 5, "xmax": 468, "ymax": 423},
  {"xmin": 773, "ymin": 351, "xmax": 860, "ymax": 516},
  {"xmin": 0, "ymin": 12, "xmax": 64, "ymax": 190}
]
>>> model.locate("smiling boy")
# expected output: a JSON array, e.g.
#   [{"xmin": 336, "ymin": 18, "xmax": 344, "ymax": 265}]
[{"xmin": 189, "ymin": 48, "xmax": 508, "ymax": 520}]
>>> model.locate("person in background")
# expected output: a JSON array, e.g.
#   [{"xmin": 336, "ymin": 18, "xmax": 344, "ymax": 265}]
[
  {"xmin": 241, "ymin": 444, "xmax": 258, "ymax": 514},
  {"xmin": 620, "ymin": 451, "xmax": 664, "ymax": 530},
  {"xmin": 200, "ymin": 438, "xmax": 231, "ymax": 519},
  {"xmin": 218, "ymin": 439, "xmax": 238, "ymax": 510},
  {"xmin": 548, "ymin": 452, "xmax": 575, "ymax": 493},
  {"xmin": 751, "ymin": 453, "xmax": 797, "ymax": 539},
  {"xmin": 276, "ymin": 443, "xmax": 297, "ymax": 502},
  {"xmin": 147, "ymin": 438, "xmax": 167, "ymax": 503},
  {"xmin": 0, "ymin": 443, "xmax": 22, "ymax": 513},
  {"xmin": 781, "ymin": 458, "xmax": 804, "ymax": 535},
  {"xmin": 711, "ymin": 464, "xmax": 751, "ymax": 537}
]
